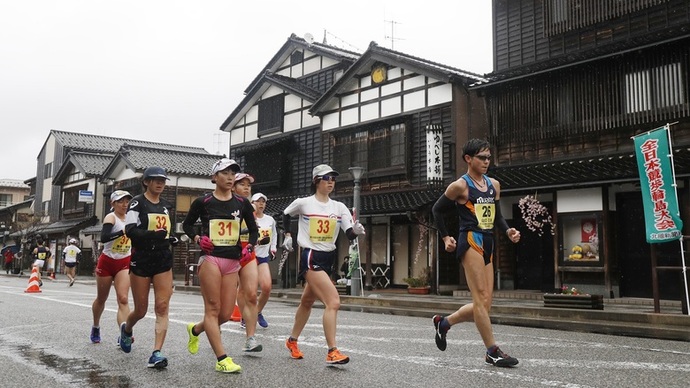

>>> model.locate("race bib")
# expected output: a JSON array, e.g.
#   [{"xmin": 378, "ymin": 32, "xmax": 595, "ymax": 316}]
[
  {"xmin": 147, "ymin": 214, "xmax": 171, "ymax": 238},
  {"xmin": 239, "ymin": 220, "xmax": 249, "ymax": 243},
  {"xmin": 37, "ymin": 252, "xmax": 47, "ymax": 260},
  {"xmin": 258, "ymin": 227, "xmax": 272, "ymax": 243},
  {"xmin": 209, "ymin": 219, "xmax": 240, "ymax": 246},
  {"xmin": 475, "ymin": 203, "xmax": 496, "ymax": 230},
  {"xmin": 111, "ymin": 235, "xmax": 131, "ymax": 254},
  {"xmin": 309, "ymin": 217, "xmax": 336, "ymax": 243}
]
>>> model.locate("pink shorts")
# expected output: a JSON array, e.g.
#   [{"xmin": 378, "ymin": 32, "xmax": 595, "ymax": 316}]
[
  {"xmin": 96, "ymin": 253, "xmax": 131, "ymax": 278},
  {"xmin": 199, "ymin": 255, "xmax": 241, "ymax": 275}
]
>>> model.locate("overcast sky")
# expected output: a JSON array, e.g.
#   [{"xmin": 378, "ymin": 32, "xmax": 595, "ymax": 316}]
[{"xmin": 0, "ymin": 0, "xmax": 492, "ymax": 182}]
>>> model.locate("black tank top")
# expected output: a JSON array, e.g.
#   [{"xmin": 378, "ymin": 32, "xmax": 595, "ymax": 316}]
[{"xmin": 457, "ymin": 174, "xmax": 497, "ymax": 233}]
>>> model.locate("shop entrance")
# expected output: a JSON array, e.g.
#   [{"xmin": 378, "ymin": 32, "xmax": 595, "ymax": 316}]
[{"xmin": 513, "ymin": 202, "xmax": 554, "ymax": 292}]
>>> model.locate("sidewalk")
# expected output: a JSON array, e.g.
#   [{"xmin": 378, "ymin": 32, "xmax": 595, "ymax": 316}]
[{"xmin": 8, "ymin": 273, "xmax": 689, "ymax": 342}]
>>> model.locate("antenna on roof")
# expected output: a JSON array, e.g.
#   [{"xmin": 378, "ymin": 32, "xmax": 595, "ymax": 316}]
[
  {"xmin": 322, "ymin": 29, "xmax": 361, "ymax": 52},
  {"xmin": 384, "ymin": 19, "xmax": 404, "ymax": 50},
  {"xmin": 304, "ymin": 33, "xmax": 314, "ymax": 44},
  {"xmin": 213, "ymin": 133, "xmax": 228, "ymax": 155}
]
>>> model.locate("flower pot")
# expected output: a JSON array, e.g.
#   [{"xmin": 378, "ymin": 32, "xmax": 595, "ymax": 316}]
[
  {"xmin": 407, "ymin": 286, "xmax": 430, "ymax": 295},
  {"xmin": 543, "ymin": 293, "xmax": 603, "ymax": 310}
]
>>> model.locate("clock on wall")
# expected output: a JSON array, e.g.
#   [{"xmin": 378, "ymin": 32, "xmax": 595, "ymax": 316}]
[{"xmin": 371, "ymin": 64, "xmax": 387, "ymax": 84}]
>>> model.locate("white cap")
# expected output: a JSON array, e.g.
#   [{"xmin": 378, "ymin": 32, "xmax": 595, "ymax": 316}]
[
  {"xmin": 234, "ymin": 172, "xmax": 255, "ymax": 183},
  {"xmin": 211, "ymin": 158, "xmax": 241, "ymax": 175},
  {"xmin": 69, "ymin": 238, "xmax": 77, "ymax": 244},
  {"xmin": 251, "ymin": 193, "xmax": 267, "ymax": 202},
  {"xmin": 312, "ymin": 164, "xmax": 339, "ymax": 179},
  {"xmin": 110, "ymin": 190, "xmax": 132, "ymax": 202}
]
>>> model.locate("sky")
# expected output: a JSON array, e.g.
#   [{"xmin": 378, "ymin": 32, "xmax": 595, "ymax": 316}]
[{"xmin": 0, "ymin": 0, "xmax": 493, "ymax": 182}]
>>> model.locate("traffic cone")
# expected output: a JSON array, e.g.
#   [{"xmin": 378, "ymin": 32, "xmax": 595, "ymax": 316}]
[
  {"xmin": 230, "ymin": 303, "xmax": 242, "ymax": 322},
  {"xmin": 25, "ymin": 267, "xmax": 42, "ymax": 293}
]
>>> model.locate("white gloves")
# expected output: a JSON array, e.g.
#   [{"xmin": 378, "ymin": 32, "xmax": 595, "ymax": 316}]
[
  {"xmin": 352, "ymin": 220, "xmax": 366, "ymax": 236},
  {"xmin": 282, "ymin": 235, "xmax": 293, "ymax": 252}
]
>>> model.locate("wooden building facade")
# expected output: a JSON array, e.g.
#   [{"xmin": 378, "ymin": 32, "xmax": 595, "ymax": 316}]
[{"xmin": 478, "ymin": 0, "xmax": 690, "ymax": 299}]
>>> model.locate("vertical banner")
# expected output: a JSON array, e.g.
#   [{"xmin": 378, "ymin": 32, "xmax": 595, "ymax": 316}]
[
  {"xmin": 425, "ymin": 124, "xmax": 443, "ymax": 184},
  {"xmin": 633, "ymin": 125, "xmax": 683, "ymax": 243}
]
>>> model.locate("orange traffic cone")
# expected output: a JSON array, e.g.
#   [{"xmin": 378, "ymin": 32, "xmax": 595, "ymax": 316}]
[
  {"xmin": 25, "ymin": 267, "xmax": 42, "ymax": 293},
  {"xmin": 230, "ymin": 303, "xmax": 242, "ymax": 322}
]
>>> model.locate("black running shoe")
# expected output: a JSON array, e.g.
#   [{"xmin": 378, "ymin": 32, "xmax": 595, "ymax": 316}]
[
  {"xmin": 485, "ymin": 347, "xmax": 519, "ymax": 367},
  {"xmin": 432, "ymin": 315, "xmax": 447, "ymax": 351}
]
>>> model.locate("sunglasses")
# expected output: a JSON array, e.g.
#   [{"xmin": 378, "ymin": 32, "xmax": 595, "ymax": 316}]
[
  {"xmin": 317, "ymin": 175, "xmax": 337, "ymax": 182},
  {"xmin": 474, "ymin": 154, "xmax": 491, "ymax": 162}
]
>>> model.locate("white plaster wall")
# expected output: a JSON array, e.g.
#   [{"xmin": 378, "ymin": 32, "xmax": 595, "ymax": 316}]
[
  {"xmin": 341, "ymin": 108, "xmax": 359, "ymax": 126},
  {"xmin": 361, "ymin": 88, "xmax": 379, "ymax": 102},
  {"xmin": 403, "ymin": 90, "xmax": 425, "ymax": 112},
  {"xmin": 404, "ymin": 75, "xmax": 426, "ymax": 90},
  {"xmin": 263, "ymin": 85, "xmax": 282, "ymax": 98},
  {"xmin": 230, "ymin": 128, "xmax": 245, "ymax": 145},
  {"xmin": 323, "ymin": 113, "xmax": 339, "ymax": 131},
  {"xmin": 303, "ymin": 57, "xmax": 321, "ymax": 74},
  {"xmin": 360, "ymin": 102, "xmax": 379, "ymax": 121},
  {"xmin": 284, "ymin": 111, "xmax": 301, "ymax": 131},
  {"xmin": 302, "ymin": 111, "xmax": 319, "ymax": 127},
  {"xmin": 427, "ymin": 84, "xmax": 452, "ymax": 106},
  {"xmin": 246, "ymin": 105, "xmax": 258, "ymax": 122},
  {"xmin": 285, "ymin": 94, "xmax": 302, "ymax": 111},
  {"xmin": 244, "ymin": 124, "xmax": 258, "ymax": 142},
  {"xmin": 558, "ymin": 188, "xmax": 603, "ymax": 212},
  {"xmin": 381, "ymin": 96, "xmax": 401, "ymax": 117},
  {"xmin": 44, "ymin": 135, "xmax": 55, "ymax": 163},
  {"xmin": 341, "ymin": 93, "xmax": 358, "ymax": 108},
  {"xmin": 322, "ymin": 57, "xmax": 338, "ymax": 68},
  {"xmin": 290, "ymin": 63, "xmax": 303, "ymax": 78},
  {"xmin": 388, "ymin": 67, "xmax": 401, "ymax": 81},
  {"xmin": 381, "ymin": 81, "xmax": 401, "ymax": 97}
]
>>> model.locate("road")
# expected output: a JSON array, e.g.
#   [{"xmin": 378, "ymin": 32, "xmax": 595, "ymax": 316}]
[{"xmin": 0, "ymin": 275, "xmax": 689, "ymax": 388}]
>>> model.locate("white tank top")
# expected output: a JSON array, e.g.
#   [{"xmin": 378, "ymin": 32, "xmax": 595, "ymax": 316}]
[{"xmin": 102, "ymin": 214, "xmax": 131, "ymax": 259}]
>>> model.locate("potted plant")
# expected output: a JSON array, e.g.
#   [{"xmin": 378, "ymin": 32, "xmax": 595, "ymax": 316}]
[
  {"xmin": 403, "ymin": 267, "xmax": 430, "ymax": 294},
  {"xmin": 543, "ymin": 285, "xmax": 603, "ymax": 309}
]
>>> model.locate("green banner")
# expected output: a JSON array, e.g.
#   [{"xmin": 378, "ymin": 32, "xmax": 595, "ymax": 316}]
[{"xmin": 633, "ymin": 126, "xmax": 683, "ymax": 243}]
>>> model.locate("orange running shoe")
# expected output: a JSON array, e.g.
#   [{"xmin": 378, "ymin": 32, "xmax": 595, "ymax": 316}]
[
  {"xmin": 286, "ymin": 338, "xmax": 304, "ymax": 359},
  {"xmin": 326, "ymin": 348, "xmax": 350, "ymax": 365}
]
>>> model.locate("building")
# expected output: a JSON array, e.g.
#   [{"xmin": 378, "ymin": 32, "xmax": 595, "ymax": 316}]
[
  {"xmin": 221, "ymin": 34, "xmax": 487, "ymax": 291},
  {"xmin": 476, "ymin": 0, "xmax": 690, "ymax": 299}
]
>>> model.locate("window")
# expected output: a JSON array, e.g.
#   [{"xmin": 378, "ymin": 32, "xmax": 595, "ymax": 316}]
[
  {"xmin": 333, "ymin": 122, "xmax": 407, "ymax": 175},
  {"xmin": 62, "ymin": 185, "xmax": 88, "ymax": 215},
  {"xmin": 0, "ymin": 194, "xmax": 11, "ymax": 207},
  {"xmin": 290, "ymin": 50, "xmax": 303, "ymax": 66},
  {"xmin": 44, "ymin": 162, "xmax": 53, "ymax": 178},
  {"xmin": 625, "ymin": 62, "xmax": 685, "ymax": 113},
  {"xmin": 257, "ymin": 95, "xmax": 285, "ymax": 136}
]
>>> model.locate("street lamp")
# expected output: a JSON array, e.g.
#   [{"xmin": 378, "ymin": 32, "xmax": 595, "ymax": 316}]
[{"xmin": 349, "ymin": 166, "xmax": 364, "ymax": 296}]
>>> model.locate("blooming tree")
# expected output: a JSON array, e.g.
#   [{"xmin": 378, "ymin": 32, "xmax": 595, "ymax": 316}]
[{"xmin": 518, "ymin": 195, "xmax": 555, "ymax": 236}]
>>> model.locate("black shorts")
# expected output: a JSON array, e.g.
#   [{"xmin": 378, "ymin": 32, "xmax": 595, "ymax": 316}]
[
  {"xmin": 65, "ymin": 262, "xmax": 78, "ymax": 268},
  {"xmin": 298, "ymin": 249, "xmax": 336, "ymax": 280},
  {"xmin": 456, "ymin": 230, "xmax": 494, "ymax": 266},
  {"xmin": 130, "ymin": 248, "xmax": 173, "ymax": 277}
]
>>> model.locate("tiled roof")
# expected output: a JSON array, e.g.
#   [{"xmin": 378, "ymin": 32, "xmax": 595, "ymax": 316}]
[
  {"xmin": 0, "ymin": 179, "xmax": 29, "ymax": 189},
  {"xmin": 51, "ymin": 130, "xmax": 208, "ymax": 154},
  {"xmin": 490, "ymin": 147, "xmax": 690, "ymax": 192},
  {"xmin": 118, "ymin": 144, "xmax": 222, "ymax": 177},
  {"xmin": 70, "ymin": 152, "xmax": 113, "ymax": 176},
  {"xmin": 265, "ymin": 73, "xmax": 322, "ymax": 102},
  {"xmin": 264, "ymin": 189, "xmax": 444, "ymax": 220}
]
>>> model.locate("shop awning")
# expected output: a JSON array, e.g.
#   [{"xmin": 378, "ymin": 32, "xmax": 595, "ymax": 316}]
[
  {"xmin": 490, "ymin": 147, "xmax": 690, "ymax": 192},
  {"xmin": 265, "ymin": 189, "xmax": 445, "ymax": 219},
  {"xmin": 39, "ymin": 217, "xmax": 98, "ymax": 236}
]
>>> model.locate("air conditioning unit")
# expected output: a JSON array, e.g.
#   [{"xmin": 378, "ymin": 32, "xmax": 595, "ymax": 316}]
[{"xmin": 175, "ymin": 222, "xmax": 184, "ymax": 234}]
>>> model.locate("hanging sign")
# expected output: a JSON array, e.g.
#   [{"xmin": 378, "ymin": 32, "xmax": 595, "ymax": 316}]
[
  {"xmin": 425, "ymin": 124, "xmax": 443, "ymax": 184},
  {"xmin": 633, "ymin": 125, "xmax": 683, "ymax": 243}
]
